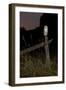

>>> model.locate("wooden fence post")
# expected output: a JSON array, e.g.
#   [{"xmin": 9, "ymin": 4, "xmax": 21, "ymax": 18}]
[{"xmin": 44, "ymin": 25, "xmax": 51, "ymax": 69}]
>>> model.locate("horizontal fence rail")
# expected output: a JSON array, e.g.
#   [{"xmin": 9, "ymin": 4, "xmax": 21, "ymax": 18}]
[{"xmin": 20, "ymin": 39, "xmax": 53, "ymax": 55}]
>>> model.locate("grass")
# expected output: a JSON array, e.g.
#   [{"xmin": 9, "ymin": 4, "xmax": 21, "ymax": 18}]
[{"xmin": 20, "ymin": 50, "xmax": 57, "ymax": 78}]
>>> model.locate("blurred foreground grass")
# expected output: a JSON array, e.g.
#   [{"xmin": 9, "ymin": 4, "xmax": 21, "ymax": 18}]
[{"xmin": 20, "ymin": 50, "xmax": 57, "ymax": 77}]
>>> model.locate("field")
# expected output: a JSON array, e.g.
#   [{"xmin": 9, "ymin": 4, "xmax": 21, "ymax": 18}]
[{"xmin": 20, "ymin": 48, "xmax": 58, "ymax": 78}]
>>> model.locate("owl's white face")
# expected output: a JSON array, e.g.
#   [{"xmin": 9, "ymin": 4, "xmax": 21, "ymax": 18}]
[{"xmin": 44, "ymin": 25, "xmax": 48, "ymax": 36}]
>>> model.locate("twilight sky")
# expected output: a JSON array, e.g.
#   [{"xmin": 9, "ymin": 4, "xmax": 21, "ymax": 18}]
[{"xmin": 20, "ymin": 12, "xmax": 43, "ymax": 30}]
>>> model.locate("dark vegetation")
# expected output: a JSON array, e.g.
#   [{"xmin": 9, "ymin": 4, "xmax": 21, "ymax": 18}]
[{"xmin": 20, "ymin": 50, "xmax": 58, "ymax": 77}]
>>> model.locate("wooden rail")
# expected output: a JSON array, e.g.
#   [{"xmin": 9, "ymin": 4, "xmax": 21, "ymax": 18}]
[{"xmin": 20, "ymin": 39, "xmax": 53, "ymax": 55}]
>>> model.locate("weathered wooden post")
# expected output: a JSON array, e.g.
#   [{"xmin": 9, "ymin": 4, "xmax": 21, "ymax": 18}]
[{"xmin": 44, "ymin": 25, "xmax": 51, "ymax": 69}]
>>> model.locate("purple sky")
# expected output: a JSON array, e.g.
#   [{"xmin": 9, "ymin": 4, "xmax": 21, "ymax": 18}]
[{"xmin": 20, "ymin": 12, "xmax": 43, "ymax": 30}]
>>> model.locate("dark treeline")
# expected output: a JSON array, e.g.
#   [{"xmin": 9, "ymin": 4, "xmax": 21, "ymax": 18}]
[{"xmin": 20, "ymin": 26, "xmax": 44, "ymax": 50}]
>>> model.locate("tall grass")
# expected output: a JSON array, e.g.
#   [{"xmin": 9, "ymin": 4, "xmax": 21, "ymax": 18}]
[{"xmin": 20, "ymin": 51, "xmax": 57, "ymax": 77}]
